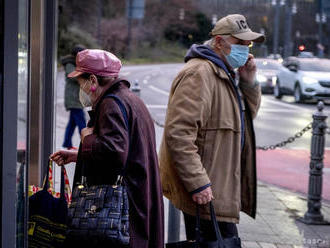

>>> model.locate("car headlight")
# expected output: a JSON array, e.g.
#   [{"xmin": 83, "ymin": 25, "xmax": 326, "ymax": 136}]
[
  {"xmin": 256, "ymin": 74, "xmax": 267, "ymax": 83},
  {"xmin": 302, "ymin": 76, "xmax": 318, "ymax": 84},
  {"xmin": 272, "ymin": 76, "xmax": 277, "ymax": 86}
]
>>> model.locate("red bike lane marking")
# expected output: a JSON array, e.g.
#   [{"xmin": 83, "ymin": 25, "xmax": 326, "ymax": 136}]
[{"xmin": 257, "ymin": 149, "xmax": 330, "ymax": 201}]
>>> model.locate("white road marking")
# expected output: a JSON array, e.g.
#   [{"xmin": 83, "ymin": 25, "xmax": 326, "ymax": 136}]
[
  {"xmin": 146, "ymin": 104, "xmax": 168, "ymax": 109},
  {"xmin": 148, "ymin": 85, "xmax": 169, "ymax": 96},
  {"xmin": 262, "ymin": 97, "xmax": 307, "ymax": 111},
  {"xmin": 143, "ymin": 80, "xmax": 148, "ymax": 84},
  {"xmin": 259, "ymin": 108, "xmax": 312, "ymax": 113}
]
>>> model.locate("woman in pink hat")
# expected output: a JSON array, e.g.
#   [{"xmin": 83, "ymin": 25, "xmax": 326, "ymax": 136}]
[{"xmin": 50, "ymin": 49, "xmax": 164, "ymax": 248}]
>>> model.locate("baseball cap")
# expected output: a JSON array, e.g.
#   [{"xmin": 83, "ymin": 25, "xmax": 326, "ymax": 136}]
[
  {"xmin": 68, "ymin": 49, "xmax": 122, "ymax": 78},
  {"xmin": 211, "ymin": 14, "xmax": 265, "ymax": 43}
]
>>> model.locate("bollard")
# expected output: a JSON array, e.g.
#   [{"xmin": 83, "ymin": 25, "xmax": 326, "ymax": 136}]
[
  {"xmin": 167, "ymin": 201, "xmax": 181, "ymax": 243},
  {"xmin": 131, "ymin": 79, "xmax": 141, "ymax": 97},
  {"xmin": 300, "ymin": 101, "xmax": 329, "ymax": 225}
]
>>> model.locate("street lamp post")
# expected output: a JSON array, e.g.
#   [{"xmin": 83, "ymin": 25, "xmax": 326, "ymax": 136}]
[
  {"xmin": 283, "ymin": 0, "xmax": 297, "ymax": 58},
  {"xmin": 316, "ymin": 1, "xmax": 326, "ymax": 58},
  {"xmin": 272, "ymin": 0, "xmax": 284, "ymax": 56}
]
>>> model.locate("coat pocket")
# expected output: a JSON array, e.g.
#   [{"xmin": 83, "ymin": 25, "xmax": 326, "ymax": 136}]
[{"xmin": 202, "ymin": 118, "xmax": 240, "ymax": 132}]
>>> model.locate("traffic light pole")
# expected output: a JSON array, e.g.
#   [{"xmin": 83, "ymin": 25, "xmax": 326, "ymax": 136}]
[{"xmin": 318, "ymin": 0, "xmax": 324, "ymax": 57}]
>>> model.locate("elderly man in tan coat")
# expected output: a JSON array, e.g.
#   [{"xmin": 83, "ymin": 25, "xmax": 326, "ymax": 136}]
[{"xmin": 159, "ymin": 14, "xmax": 265, "ymax": 243}]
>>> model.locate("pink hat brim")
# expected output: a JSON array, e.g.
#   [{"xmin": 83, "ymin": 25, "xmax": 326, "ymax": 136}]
[{"xmin": 68, "ymin": 70, "xmax": 84, "ymax": 78}]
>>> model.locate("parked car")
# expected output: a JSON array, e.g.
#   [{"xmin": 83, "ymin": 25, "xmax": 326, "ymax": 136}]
[
  {"xmin": 274, "ymin": 57, "xmax": 330, "ymax": 103},
  {"xmin": 298, "ymin": 51, "xmax": 314, "ymax": 58},
  {"xmin": 267, "ymin": 53, "xmax": 283, "ymax": 63},
  {"xmin": 255, "ymin": 58, "xmax": 283, "ymax": 94}
]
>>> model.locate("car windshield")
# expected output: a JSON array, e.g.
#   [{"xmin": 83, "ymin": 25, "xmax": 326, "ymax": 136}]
[
  {"xmin": 299, "ymin": 60, "xmax": 330, "ymax": 72},
  {"xmin": 256, "ymin": 60, "xmax": 282, "ymax": 70}
]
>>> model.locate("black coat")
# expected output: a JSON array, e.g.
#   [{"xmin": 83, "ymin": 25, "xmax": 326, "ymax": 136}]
[{"xmin": 73, "ymin": 79, "xmax": 164, "ymax": 248}]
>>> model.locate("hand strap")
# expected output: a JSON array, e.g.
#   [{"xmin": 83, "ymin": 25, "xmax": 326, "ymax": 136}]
[
  {"xmin": 195, "ymin": 202, "xmax": 225, "ymax": 244},
  {"xmin": 81, "ymin": 94, "xmax": 130, "ymax": 185},
  {"xmin": 43, "ymin": 160, "xmax": 66, "ymax": 201},
  {"xmin": 104, "ymin": 94, "xmax": 130, "ymax": 181},
  {"xmin": 209, "ymin": 202, "xmax": 224, "ymax": 243}
]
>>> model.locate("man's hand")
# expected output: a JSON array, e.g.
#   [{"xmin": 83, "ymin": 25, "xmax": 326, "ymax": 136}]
[
  {"xmin": 192, "ymin": 186, "xmax": 214, "ymax": 205},
  {"xmin": 81, "ymin": 127, "xmax": 94, "ymax": 143},
  {"xmin": 50, "ymin": 150, "xmax": 78, "ymax": 166},
  {"xmin": 238, "ymin": 54, "xmax": 257, "ymax": 84}
]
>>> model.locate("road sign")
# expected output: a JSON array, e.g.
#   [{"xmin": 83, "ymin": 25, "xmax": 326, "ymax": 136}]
[{"xmin": 126, "ymin": 0, "xmax": 145, "ymax": 20}]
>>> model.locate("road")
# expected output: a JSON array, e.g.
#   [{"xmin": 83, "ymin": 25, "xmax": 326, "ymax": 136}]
[{"xmin": 120, "ymin": 63, "xmax": 330, "ymax": 149}]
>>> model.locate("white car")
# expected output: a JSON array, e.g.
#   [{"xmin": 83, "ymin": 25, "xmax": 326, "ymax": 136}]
[{"xmin": 274, "ymin": 57, "xmax": 330, "ymax": 103}]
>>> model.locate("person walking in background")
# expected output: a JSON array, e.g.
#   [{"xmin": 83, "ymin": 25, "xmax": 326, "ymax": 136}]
[
  {"xmin": 51, "ymin": 49, "xmax": 164, "ymax": 248},
  {"xmin": 159, "ymin": 14, "xmax": 265, "ymax": 244},
  {"xmin": 61, "ymin": 44, "xmax": 86, "ymax": 150}
]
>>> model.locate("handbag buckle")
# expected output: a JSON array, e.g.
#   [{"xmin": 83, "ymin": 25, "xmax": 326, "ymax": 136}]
[
  {"xmin": 88, "ymin": 205, "xmax": 97, "ymax": 214},
  {"xmin": 78, "ymin": 176, "xmax": 87, "ymax": 189}
]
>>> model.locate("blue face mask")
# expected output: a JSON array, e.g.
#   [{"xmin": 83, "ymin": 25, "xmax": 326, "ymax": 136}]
[{"xmin": 225, "ymin": 44, "xmax": 249, "ymax": 69}]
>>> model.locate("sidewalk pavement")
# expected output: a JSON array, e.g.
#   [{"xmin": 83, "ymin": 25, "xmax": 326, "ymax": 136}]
[{"xmin": 238, "ymin": 182, "xmax": 330, "ymax": 248}]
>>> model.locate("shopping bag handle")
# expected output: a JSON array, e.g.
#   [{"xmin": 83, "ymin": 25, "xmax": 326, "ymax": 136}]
[
  {"xmin": 195, "ymin": 202, "xmax": 225, "ymax": 245},
  {"xmin": 43, "ymin": 160, "xmax": 66, "ymax": 201}
]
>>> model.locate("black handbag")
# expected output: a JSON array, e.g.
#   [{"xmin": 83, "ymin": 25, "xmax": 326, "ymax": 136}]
[
  {"xmin": 166, "ymin": 202, "xmax": 241, "ymax": 248},
  {"xmin": 66, "ymin": 94, "xmax": 130, "ymax": 247},
  {"xmin": 28, "ymin": 162, "xmax": 68, "ymax": 248}
]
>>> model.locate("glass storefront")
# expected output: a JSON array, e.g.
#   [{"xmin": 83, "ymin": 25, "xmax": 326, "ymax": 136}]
[
  {"xmin": 1, "ymin": 0, "xmax": 57, "ymax": 247},
  {"xmin": 16, "ymin": 0, "xmax": 29, "ymax": 246}
]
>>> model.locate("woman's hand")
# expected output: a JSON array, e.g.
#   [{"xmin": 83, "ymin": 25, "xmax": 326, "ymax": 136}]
[
  {"xmin": 81, "ymin": 127, "xmax": 94, "ymax": 143},
  {"xmin": 50, "ymin": 150, "xmax": 78, "ymax": 166}
]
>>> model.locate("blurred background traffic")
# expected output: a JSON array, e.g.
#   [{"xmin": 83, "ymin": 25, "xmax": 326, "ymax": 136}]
[{"xmin": 58, "ymin": 0, "xmax": 330, "ymax": 103}]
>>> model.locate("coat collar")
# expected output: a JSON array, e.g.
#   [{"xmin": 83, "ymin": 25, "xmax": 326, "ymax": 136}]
[
  {"xmin": 204, "ymin": 60, "xmax": 236, "ymax": 84},
  {"xmin": 92, "ymin": 78, "xmax": 130, "ymax": 110}
]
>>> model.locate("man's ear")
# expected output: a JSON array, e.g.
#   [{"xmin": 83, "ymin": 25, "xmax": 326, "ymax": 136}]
[{"xmin": 215, "ymin": 35, "xmax": 224, "ymax": 49}]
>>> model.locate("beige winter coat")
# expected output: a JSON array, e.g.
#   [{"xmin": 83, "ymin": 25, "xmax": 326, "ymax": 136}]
[{"xmin": 159, "ymin": 58, "xmax": 261, "ymax": 223}]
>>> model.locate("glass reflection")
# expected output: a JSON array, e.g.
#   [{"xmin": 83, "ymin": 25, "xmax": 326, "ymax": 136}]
[{"xmin": 17, "ymin": 0, "xmax": 29, "ymax": 246}]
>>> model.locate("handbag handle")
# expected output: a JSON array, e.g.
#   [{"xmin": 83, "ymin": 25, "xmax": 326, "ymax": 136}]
[
  {"xmin": 81, "ymin": 94, "xmax": 130, "ymax": 186},
  {"xmin": 195, "ymin": 202, "xmax": 225, "ymax": 244},
  {"xmin": 43, "ymin": 160, "xmax": 66, "ymax": 200}
]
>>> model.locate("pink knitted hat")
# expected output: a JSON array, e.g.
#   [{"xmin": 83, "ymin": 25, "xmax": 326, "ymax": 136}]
[{"xmin": 68, "ymin": 49, "xmax": 122, "ymax": 78}]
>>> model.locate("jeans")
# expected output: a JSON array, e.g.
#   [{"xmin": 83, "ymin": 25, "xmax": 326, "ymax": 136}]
[
  {"xmin": 62, "ymin": 108, "xmax": 86, "ymax": 148},
  {"xmin": 183, "ymin": 212, "xmax": 239, "ymax": 241}
]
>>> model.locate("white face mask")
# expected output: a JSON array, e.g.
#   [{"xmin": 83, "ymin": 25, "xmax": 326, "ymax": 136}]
[{"xmin": 79, "ymin": 81, "xmax": 92, "ymax": 107}]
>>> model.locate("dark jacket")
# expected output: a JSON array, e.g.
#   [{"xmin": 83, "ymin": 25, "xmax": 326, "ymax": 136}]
[
  {"xmin": 61, "ymin": 55, "xmax": 83, "ymax": 110},
  {"xmin": 74, "ymin": 79, "xmax": 164, "ymax": 248}
]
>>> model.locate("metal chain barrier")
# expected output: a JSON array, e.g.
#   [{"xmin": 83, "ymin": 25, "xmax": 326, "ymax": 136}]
[
  {"xmin": 256, "ymin": 122, "xmax": 313, "ymax": 150},
  {"xmin": 152, "ymin": 118, "xmax": 165, "ymax": 128},
  {"xmin": 152, "ymin": 117, "xmax": 313, "ymax": 151}
]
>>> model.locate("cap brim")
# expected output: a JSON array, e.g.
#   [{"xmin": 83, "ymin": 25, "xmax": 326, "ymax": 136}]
[
  {"xmin": 67, "ymin": 70, "xmax": 84, "ymax": 78},
  {"xmin": 233, "ymin": 31, "xmax": 265, "ymax": 43}
]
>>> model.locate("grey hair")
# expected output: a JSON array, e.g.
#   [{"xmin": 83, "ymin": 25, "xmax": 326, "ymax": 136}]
[{"xmin": 204, "ymin": 35, "xmax": 231, "ymax": 49}]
